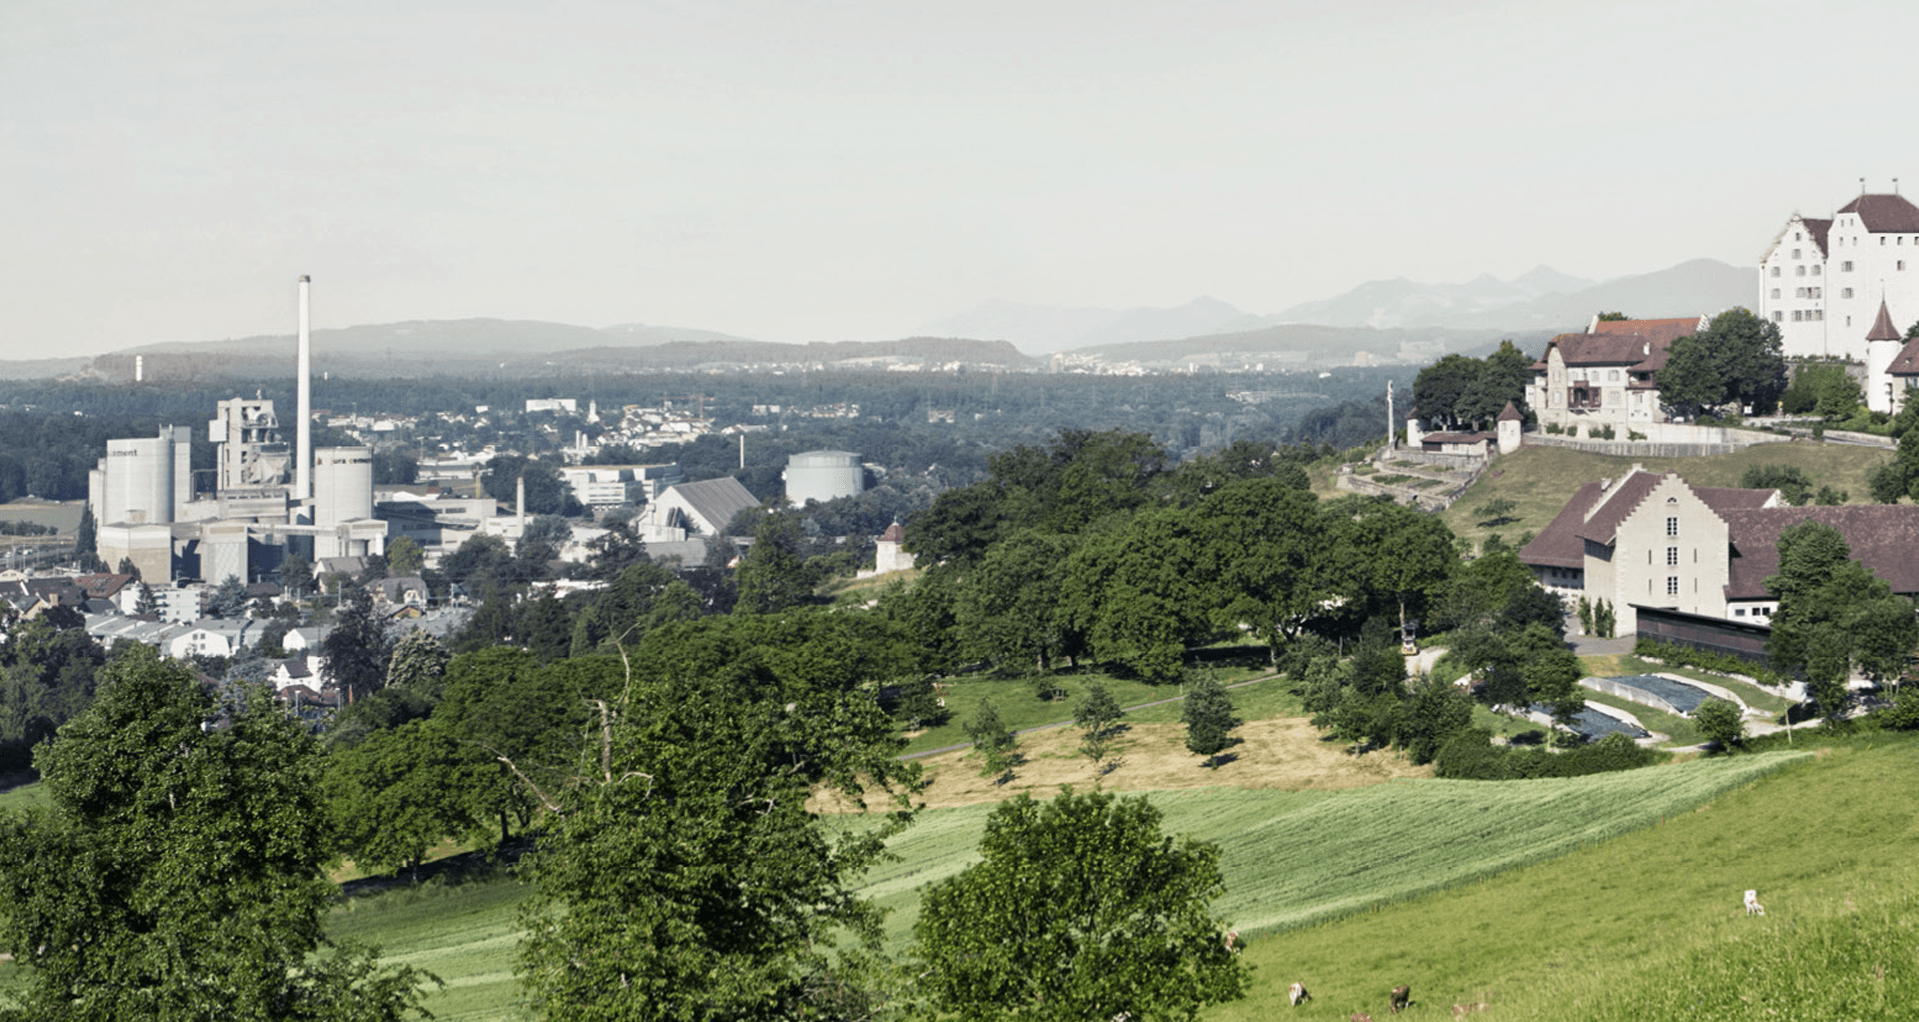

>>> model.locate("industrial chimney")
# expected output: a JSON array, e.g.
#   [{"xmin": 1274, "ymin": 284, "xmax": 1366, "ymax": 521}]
[{"xmin": 296, "ymin": 275, "xmax": 312, "ymax": 503}]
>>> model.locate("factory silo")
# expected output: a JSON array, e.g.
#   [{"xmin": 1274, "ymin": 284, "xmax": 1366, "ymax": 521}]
[
  {"xmin": 312, "ymin": 447, "xmax": 374, "ymax": 526},
  {"xmin": 102, "ymin": 438, "xmax": 174, "ymax": 524},
  {"xmin": 783, "ymin": 450, "xmax": 865, "ymax": 506}
]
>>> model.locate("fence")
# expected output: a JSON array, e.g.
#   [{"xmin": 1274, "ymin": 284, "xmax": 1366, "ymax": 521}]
[{"xmin": 1521, "ymin": 434, "xmax": 1778, "ymax": 459}]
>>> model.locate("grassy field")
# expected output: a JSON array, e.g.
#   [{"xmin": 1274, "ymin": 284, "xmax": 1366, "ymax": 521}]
[
  {"xmin": 327, "ymin": 874, "xmax": 533, "ymax": 1022},
  {"xmin": 902, "ymin": 665, "xmax": 1271, "ymax": 756},
  {"xmin": 0, "ymin": 781, "xmax": 42, "ymax": 814},
  {"xmin": 855, "ymin": 752, "xmax": 1803, "ymax": 954},
  {"xmin": 1441, "ymin": 441, "xmax": 1892, "ymax": 552},
  {"xmin": 1218, "ymin": 735, "xmax": 1919, "ymax": 1019}
]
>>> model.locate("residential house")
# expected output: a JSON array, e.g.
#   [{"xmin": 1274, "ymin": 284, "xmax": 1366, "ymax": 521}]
[{"xmin": 1526, "ymin": 316, "xmax": 1707, "ymax": 435}]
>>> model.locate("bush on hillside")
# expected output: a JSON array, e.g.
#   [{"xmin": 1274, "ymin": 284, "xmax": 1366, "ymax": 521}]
[
  {"xmin": 1435, "ymin": 730, "xmax": 1666, "ymax": 780},
  {"xmin": 1634, "ymin": 638, "xmax": 1785, "ymax": 687}
]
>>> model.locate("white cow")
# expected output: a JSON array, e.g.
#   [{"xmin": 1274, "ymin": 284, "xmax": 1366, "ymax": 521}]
[
  {"xmin": 1289, "ymin": 982, "xmax": 1312, "ymax": 1006},
  {"xmin": 1745, "ymin": 889, "xmax": 1765, "ymax": 916}
]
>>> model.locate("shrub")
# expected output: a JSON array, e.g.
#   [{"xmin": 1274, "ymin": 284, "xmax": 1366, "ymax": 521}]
[
  {"xmin": 1693, "ymin": 697, "xmax": 1746, "ymax": 753},
  {"xmin": 1545, "ymin": 423, "xmax": 1565, "ymax": 435},
  {"xmin": 1594, "ymin": 425, "xmax": 1616, "ymax": 440},
  {"xmin": 1435, "ymin": 729, "xmax": 1665, "ymax": 780},
  {"xmin": 1632, "ymin": 638, "xmax": 1785, "ymax": 687}
]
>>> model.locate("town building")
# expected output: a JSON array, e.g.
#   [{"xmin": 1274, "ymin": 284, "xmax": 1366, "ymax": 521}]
[{"xmin": 1521, "ymin": 465, "xmax": 1919, "ymax": 635}]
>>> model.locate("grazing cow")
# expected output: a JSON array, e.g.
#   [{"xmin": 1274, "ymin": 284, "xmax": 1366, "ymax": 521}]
[
  {"xmin": 1390, "ymin": 984, "xmax": 1412, "ymax": 1014},
  {"xmin": 1288, "ymin": 982, "xmax": 1312, "ymax": 1005},
  {"xmin": 1223, "ymin": 929, "xmax": 1239, "ymax": 953},
  {"xmin": 1745, "ymin": 889, "xmax": 1765, "ymax": 916}
]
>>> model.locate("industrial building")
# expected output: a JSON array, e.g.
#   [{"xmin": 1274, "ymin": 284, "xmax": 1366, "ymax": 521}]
[{"xmin": 783, "ymin": 450, "xmax": 865, "ymax": 506}]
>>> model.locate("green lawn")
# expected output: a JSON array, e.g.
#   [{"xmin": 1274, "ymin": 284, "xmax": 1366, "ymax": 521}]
[
  {"xmin": 0, "ymin": 781, "xmax": 42, "ymax": 814},
  {"xmin": 855, "ymin": 752, "xmax": 1801, "ymax": 954},
  {"xmin": 903, "ymin": 665, "xmax": 1271, "ymax": 755},
  {"xmin": 1216, "ymin": 736, "xmax": 1919, "ymax": 1019},
  {"xmin": 327, "ymin": 874, "xmax": 533, "ymax": 1022}
]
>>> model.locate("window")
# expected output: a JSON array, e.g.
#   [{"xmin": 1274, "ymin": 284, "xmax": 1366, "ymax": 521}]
[
  {"xmin": 1666, "ymin": 547, "xmax": 1679, "ymax": 567},
  {"xmin": 1843, "ymin": 288, "xmax": 1855, "ymax": 299},
  {"xmin": 1844, "ymin": 261, "xmax": 1855, "ymax": 271},
  {"xmin": 1811, "ymin": 287, "xmax": 1822, "ymax": 298},
  {"xmin": 1666, "ymin": 516, "xmax": 1679, "ymax": 537},
  {"xmin": 1735, "ymin": 608, "xmax": 1747, "ymax": 617},
  {"xmin": 1773, "ymin": 311, "xmax": 1785, "ymax": 322},
  {"xmin": 1813, "ymin": 309, "xmax": 1824, "ymax": 321},
  {"xmin": 1796, "ymin": 266, "xmax": 1807, "ymax": 276},
  {"xmin": 1771, "ymin": 266, "xmax": 1781, "ymax": 278},
  {"xmin": 1792, "ymin": 311, "xmax": 1803, "ymax": 321},
  {"xmin": 1793, "ymin": 248, "xmax": 1802, "ymax": 259},
  {"xmin": 1771, "ymin": 288, "xmax": 1781, "ymax": 299},
  {"xmin": 1667, "ymin": 576, "xmax": 1680, "ymax": 597},
  {"xmin": 1813, "ymin": 265, "xmax": 1822, "ymax": 275}
]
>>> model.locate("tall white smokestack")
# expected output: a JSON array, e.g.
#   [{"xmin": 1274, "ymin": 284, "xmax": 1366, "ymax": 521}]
[
  {"xmin": 296, "ymin": 275, "xmax": 312, "ymax": 502},
  {"xmin": 516, "ymin": 474, "xmax": 526, "ymax": 529}
]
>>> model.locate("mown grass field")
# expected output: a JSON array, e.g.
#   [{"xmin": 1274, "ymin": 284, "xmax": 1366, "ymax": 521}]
[
  {"xmin": 853, "ymin": 752, "xmax": 1803, "ymax": 954},
  {"xmin": 1440, "ymin": 441, "xmax": 1892, "ymax": 552},
  {"xmin": 1219, "ymin": 735, "xmax": 1919, "ymax": 1019}
]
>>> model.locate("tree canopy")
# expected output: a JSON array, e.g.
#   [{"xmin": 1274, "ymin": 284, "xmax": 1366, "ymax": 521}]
[
  {"xmin": 913, "ymin": 789, "xmax": 1247, "ymax": 1022},
  {"xmin": 1656, "ymin": 307, "xmax": 1788, "ymax": 418}
]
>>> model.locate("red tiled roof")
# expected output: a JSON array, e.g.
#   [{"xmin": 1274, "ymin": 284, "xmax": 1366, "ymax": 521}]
[
  {"xmin": 1591, "ymin": 317, "xmax": 1705, "ymax": 346},
  {"xmin": 1887, "ymin": 336, "xmax": 1919, "ymax": 377},
  {"xmin": 879, "ymin": 522, "xmax": 905, "ymax": 542},
  {"xmin": 1520, "ymin": 481, "xmax": 1604, "ymax": 569},
  {"xmin": 1545, "ymin": 330, "xmax": 1684, "ymax": 372},
  {"xmin": 1721, "ymin": 505, "xmax": 1919, "ymax": 599},
  {"xmin": 1496, "ymin": 401, "xmax": 1522, "ymax": 422},
  {"xmin": 1573, "ymin": 472, "xmax": 1663, "ymax": 545},
  {"xmin": 1837, "ymin": 193, "xmax": 1919, "ymax": 234}
]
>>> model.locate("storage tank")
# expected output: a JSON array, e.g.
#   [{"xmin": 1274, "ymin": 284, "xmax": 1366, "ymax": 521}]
[
  {"xmin": 102, "ymin": 438, "xmax": 174, "ymax": 525},
  {"xmin": 312, "ymin": 447, "xmax": 374, "ymax": 527},
  {"xmin": 783, "ymin": 450, "xmax": 864, "ymax": 506}
]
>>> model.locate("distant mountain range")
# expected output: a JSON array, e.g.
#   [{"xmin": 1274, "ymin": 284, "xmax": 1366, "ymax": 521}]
[
  {"xmin": 1, "ymin": 258, "xmax": 1762, "ymax": 382},
  {"xmin": 924, "ymin": 259, "xmax": 1758, "ymax": 350}
]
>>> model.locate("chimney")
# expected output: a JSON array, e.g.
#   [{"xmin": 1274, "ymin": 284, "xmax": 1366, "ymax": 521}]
[
  {"xmin": 516, "ymin": 474, "xmax": 526, "ymax": 529},
  {"xmin": 295, "ymin": 275, "xmax": 312, "ymax": 502}
]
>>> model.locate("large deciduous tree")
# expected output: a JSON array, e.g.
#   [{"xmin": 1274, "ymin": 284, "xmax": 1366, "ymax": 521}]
[
  {"xmin": 0, "ymin": 647, "xmax": 431, "ymax": 1020},
  {"xmin": 913, "ymin": 789, "xmax": 1247, "ymax": 1022},
  {"xmin": 1656, "ymin": 307, "xmax": 1788, "ymax": 419},
  {"xmin": 1765, "ymin": 519, "xmax": 1918, "ymax": 724},
  {"xmin": 515, "ymin": 616, "xmax": 919, "ymax": 1021},
  {"xmin": 1182, "ymin": 674, "xmax": 1242, "ymax": 768}
]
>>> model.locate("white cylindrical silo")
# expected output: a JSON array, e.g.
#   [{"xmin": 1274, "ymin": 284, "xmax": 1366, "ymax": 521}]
[
  {"xmin": 312, "ymin": 447, "xmax": 374, "ymax": 527},
  {"xmin": 103, "ymin": 438, "xmax": 174, "ymax": 525},
  {"xmin": 783, "ymin": 450, "xmax": 865, "ymax": 506}
]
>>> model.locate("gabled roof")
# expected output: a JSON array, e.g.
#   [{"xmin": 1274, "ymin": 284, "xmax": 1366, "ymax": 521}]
[
  {"xmin": 1802, "ymin": 216, "xmax": 1834, "ymax": 256},
  {"xmin": 1590, "ymin": 317, "xmax": 1706, "ymax": 346},
  {"xmin": 1837, "ymin": 193, "xmax": 1919, "ymax": 234},
  {"xmin": 1887, "ymin": 335, "xmax": 1919, "ymax": 377},
  {"xmin": 666, "ymin": 476, "xmax": 760, "ymax": 535},
  {"xmin": 879, "ymin": 522, "xmax": 906, "ymax": 543},
  {"xmin": 1721, "ymin": 505, "xmax": 1919, "ymax": 599},
  {"xmin": 73, "ymin": 573, "xmax": 135, "ymax": 599},
  {"xmin": 1541, "ymin": 328, "xmax": 1687, "ymax": 372},
  {"xmin": 1523, "ymin": 469, "xmax": 1778, "ymax": 566}
]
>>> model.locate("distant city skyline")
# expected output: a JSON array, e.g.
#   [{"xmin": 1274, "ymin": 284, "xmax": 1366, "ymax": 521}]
[{"xmin": 8, "ymin": 0, "xmax": 1919, "ymax": 359}]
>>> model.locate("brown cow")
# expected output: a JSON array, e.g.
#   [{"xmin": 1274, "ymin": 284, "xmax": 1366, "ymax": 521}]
[{"xmin": 1390, "ymin": 984, "xmax": 1412, "ymax": 1014}]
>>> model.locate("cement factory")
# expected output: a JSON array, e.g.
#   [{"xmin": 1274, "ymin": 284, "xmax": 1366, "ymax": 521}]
[
  {"xmin": 83, "ymin": 276, "xmax": 881, "ymax": 591},
  {"xmin": 89, "ymin": 277, "xmax": 387, "ymax": 586}
]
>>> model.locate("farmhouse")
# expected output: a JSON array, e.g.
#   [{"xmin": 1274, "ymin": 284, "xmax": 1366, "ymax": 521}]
[{"xmin": 1521, "ymin": 465, "xmax": 1919, "ymax": 635}]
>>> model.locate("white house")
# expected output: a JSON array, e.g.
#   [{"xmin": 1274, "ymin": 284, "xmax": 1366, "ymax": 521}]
[{"xmin": 1526, "ymin": 316, "xmax": 1707, "ymax": 433}]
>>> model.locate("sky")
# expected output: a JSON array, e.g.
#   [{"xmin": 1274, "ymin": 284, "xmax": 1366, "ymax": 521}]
[{"xmin": 7, "ymin": 0, "xmax": 1919, "ymax": 358}]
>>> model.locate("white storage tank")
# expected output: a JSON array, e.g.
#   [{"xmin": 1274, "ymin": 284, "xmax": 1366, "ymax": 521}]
[
  {"xmin": 312, "ymin": 447, "xmax": 375, "ymax": 526},
  {"xmin": 784, "ymin": 450, "xmax": 864, "ymax": 506}
]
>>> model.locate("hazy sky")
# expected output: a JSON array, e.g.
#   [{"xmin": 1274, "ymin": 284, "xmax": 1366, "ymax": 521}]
[{"xmin": 7, "ymin": 0, "xmax": 1919, "ymax": 358}]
